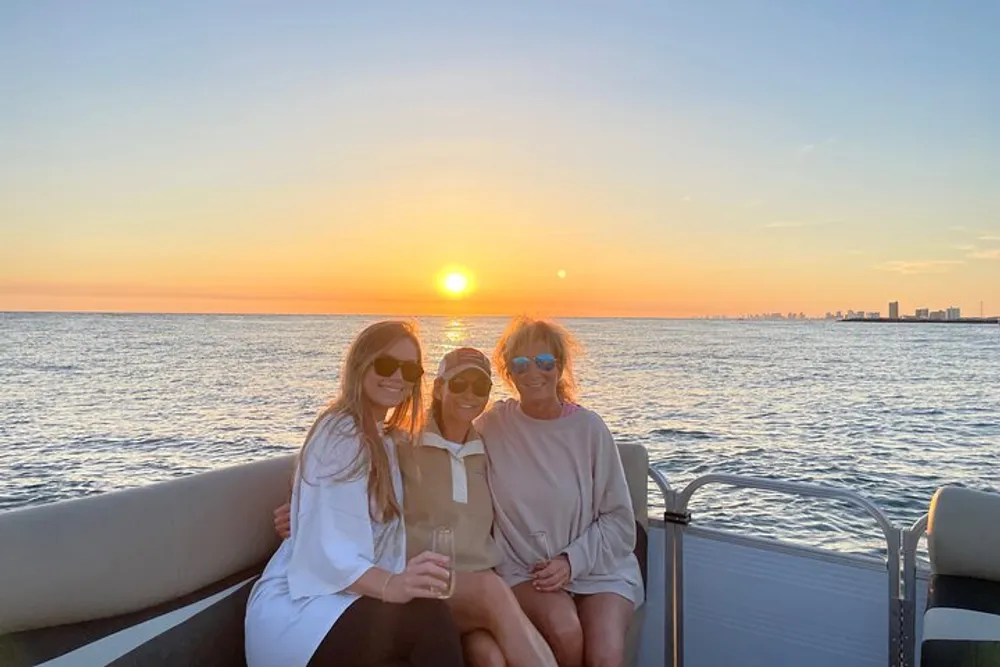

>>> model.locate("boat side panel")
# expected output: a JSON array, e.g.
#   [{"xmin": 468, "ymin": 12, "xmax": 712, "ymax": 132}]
[{"xmin": 637, "ymin": 528, "xmax": 892, "ymax": 667}]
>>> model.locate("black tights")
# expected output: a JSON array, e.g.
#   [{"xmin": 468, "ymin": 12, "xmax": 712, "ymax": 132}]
[{"xmin": 308, "ymin": 597, "xmax": 465, "ymax": 667}]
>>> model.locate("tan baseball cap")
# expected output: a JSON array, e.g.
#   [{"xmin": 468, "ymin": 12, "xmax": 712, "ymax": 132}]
[{"xmin": 436, "ymin": 347, "xmax": 491, "ymax": 381}]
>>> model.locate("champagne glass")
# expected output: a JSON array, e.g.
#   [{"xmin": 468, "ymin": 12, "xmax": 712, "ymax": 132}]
[{"xmin": 431, "ymin": 526, "xmax": 456, "ymax": 599}]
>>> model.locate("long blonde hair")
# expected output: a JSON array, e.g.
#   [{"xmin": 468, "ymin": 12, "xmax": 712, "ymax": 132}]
[
  {"xmin": 492, "ymin": 315, "xmax": 581, "ymax": 403},
  {"xmin": 299, "ymin": 320, "xmax": 424, "ymax": 523}
]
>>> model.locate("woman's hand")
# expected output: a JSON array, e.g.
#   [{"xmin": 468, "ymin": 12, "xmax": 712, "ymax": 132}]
[
  {"xmin": 273, "ymin": 503, "xmax": 291, "ymax": 539},
  {"xmin": 531, "ymin": 554, "xmax": 572, "ymax": 592},
  {"xmin": 382, "ymin": 551, "xmax": 452, "ymax": 603}
]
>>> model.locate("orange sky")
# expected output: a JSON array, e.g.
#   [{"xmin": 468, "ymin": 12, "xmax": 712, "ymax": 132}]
[{"xmin": 2, "ymin": 3, "xmax": 998, "ymax": 318}]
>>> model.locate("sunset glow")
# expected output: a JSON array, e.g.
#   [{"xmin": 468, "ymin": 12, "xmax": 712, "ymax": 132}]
[{"xmin": 1, "ymin": 3, "xmax": 997, "ymax": 318}]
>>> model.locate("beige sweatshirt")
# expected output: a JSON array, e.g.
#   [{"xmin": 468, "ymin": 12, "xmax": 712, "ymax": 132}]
[
  {"xmin": 400, "ymin": 419, "xmax": 502, "ymax": 572},
  {"xmin": 476, "ymin": 399, "xmax": 644, "ymax": 606}
]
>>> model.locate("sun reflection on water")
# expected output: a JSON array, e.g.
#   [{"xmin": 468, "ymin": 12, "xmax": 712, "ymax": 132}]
[{"xmin": 444, "ymin": 319, "xmax": 469, "ymax": 345}]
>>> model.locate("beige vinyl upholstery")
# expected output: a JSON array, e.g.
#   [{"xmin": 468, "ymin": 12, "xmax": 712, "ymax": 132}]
[
  {"xmin": 1, "ymin": 441, "xmax": 652, "ymax": 666},
  {"xmin": 927, "ymin": 485, "xmax": 1000, "ymax": 582},
  {"xmin": 616, "ymin": 440, "xmax": 650, "ymax": 667},
  {"xmin": 0, "ymin": 455, "xmax": 296, "ymax": 634},
  {"xmin": 618, "ymin": 440, "xmax": 650, "ymax": 528}
]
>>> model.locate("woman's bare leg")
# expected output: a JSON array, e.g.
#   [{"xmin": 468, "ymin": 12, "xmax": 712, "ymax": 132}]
[
  {"xmin": 449, "ymin": 572, "xmax": 557, "ymax": 667},
  {"xmin": 575, "ymin": 593, "xmax": 634, "ymax": 667},
  {"xmin": 511, "ymin": 582, "xmax": 583, "ymax": 667},
  {"xmin": 463, "ymin": 629, "xmax": 507, "ymax": 667}
]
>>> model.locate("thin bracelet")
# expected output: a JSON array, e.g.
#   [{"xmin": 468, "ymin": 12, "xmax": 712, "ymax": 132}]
[{"xmin": 380, "ymin": 574, "xmax": 393, "ymax": 601}]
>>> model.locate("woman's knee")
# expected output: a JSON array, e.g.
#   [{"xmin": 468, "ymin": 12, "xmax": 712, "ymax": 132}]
[
  {"xmin": 463, "ymin": 630, "xmax": 506, "ymax": 667},
  {"xmin": 480, "ymin": 573, "xmax": 520, "ymax": 619},
  {"xmin": 583, "ymin": 638, "xmax": 625, "ymax": 667},
  {"xmin": 537, "ymin": 605, "xmax": 584, "ymax": 657},
  {"xmin": 458, "ymin": 572, "xmax": 518, "ymax": 629},
  {"xmin": 479, "ymin": 571, "xmax": 513, "ymax": 599}
]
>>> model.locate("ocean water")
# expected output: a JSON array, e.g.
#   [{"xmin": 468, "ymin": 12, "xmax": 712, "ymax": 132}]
[{"xmin": 2, "ymin": 312, "xmax": 998, "ymax": 557}]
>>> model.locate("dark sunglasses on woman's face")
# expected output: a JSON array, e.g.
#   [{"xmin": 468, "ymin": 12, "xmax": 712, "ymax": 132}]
[
  {"xmin": 447, "ymin": 376, "xmax": 492, "ymax": 397},
  {"xmin": 510, "ymin": 353, "xmax": 557, "ymax": 375},
  {"xmin": 372, "ymin": 356, "xmax": 424, "ymax": 383}
]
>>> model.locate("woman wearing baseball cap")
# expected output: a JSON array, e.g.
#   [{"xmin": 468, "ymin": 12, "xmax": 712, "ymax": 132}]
[{"xmin": 274, "ymin": 345, "xmax": 556, "ymax": 667}]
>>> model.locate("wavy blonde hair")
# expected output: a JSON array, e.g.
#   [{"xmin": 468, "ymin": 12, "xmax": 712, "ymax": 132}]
[
  {"xmin": 492, "ymin": 315, "xmax": 581, "ymax": 403},
  {"xmin": 299, "ymin": 320, "xmax": 424, "ymax": 523}
]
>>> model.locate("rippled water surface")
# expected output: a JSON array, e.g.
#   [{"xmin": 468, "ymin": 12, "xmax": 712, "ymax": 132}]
[{"xmin": 2, "ymin": 313, "xmax": 998, "ymax": 556}]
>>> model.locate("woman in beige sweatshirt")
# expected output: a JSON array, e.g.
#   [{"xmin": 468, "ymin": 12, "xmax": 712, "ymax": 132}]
[{"xmin": 478, "ymin": 316, "xmax": 643, "ymax": 667}]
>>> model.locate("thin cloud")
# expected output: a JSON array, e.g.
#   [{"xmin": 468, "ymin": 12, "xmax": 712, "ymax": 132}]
[
  {"xmin": 954, "ymin": 244, "xmax": 976, "ymax": 251},
  {"xmin": 764, "ymin": 220, "xmax": 831, "ymax": 229},
  {"xmin": 681, "ymin": 195, "xmax": 692, "ymax": 202},
  {"xmin": 948, "ymin": 226, "xmax": 967, "ymax": 232},
  {"xmin": 969, "ymin": 248, "xmax": 1000, "ymax": 260},
  {"xmin": 978, "ymin": 235, "xmax": 1000, "ymax": 242},
  {"xmin": 875, "ymin": 260, "xmax": 964, "ymax": 275},
  {"xmin": 796, "ymin": 138, "xmax": 838, "ymax": 159}
]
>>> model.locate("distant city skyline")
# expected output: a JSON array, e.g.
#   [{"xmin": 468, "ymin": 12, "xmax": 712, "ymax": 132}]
[{"xmin": 740, "ymin": 298, "xmax": 998, "ymax": 321}]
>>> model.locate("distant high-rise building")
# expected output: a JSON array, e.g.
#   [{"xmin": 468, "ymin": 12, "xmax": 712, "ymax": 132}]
[
  {"xmin": 946, "ymin": 306, "xmax": 961, "ymax": 320},
  {"xmin": 889, "ymin": 301, "xmax": 899, "ymax": 320},
  {"xmin": 930, "ymin": 310, "xmax": 946, "ymax": 321},
  {"xmin": 916, "ymin": 308, "xmax": 929, "ymax": 319}
]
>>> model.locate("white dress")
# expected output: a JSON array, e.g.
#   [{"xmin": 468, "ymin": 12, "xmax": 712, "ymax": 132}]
[{"xmin": 245, "ymin": 415, "xmax": 406, "ymax": 667}]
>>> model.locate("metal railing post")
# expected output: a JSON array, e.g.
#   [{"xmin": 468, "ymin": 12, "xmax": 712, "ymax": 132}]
[
  {"xmin": 665, "ymin": 491, "xmax": 689, "ymax": 667},
  {"xmin": 648, "ymin": 468, "xmax": 677, "ymax": 667},
  {"xmin": 900, "ymin": 514, "xmax": 929, "ymax": 667},
  {"xmin": 888, "ymin": 527, "xmax": 903, "ymax": 667}
]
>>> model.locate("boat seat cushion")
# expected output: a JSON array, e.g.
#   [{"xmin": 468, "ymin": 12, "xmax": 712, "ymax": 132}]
[
  {"xmin": 920, "ymin": 484, "xmax": 1000, "ymax": 667},
  {"xmin": 0, "ymin": 564, "xmax": 261, "ymax": 667},
  {"xmin": 926, "ymin": 485, "xmax": 1000, "ymax": 582},
  {"xmin": 0, "ymin": 442, "xmax": 651, "ymax": 665},
  {"xmin": 920, "ymin": 575, "xmax": 1000, "ymax": 666},
  {"xmin": 0, "ymin": 455, "xmax": 295, "ymax": 635},
  {"xmin": 618, "ymin": 440, "xmax": 649, "ymax": 529}
]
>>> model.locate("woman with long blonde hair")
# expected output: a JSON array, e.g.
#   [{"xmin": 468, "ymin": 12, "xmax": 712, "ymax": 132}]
[{"xmin": 245, "ymin": 320, "xmax": 465, "ymax": 667}]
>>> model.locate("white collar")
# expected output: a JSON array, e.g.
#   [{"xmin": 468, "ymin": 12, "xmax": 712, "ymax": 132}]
[{"xmin": 421, "ymin": 431, "xmax": 485, "ymax": 458}]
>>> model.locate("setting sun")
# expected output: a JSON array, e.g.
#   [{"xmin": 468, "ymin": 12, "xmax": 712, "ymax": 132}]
[{"xmin": 441, "ymin": 271, "xmax": 470, "ymax": 297}]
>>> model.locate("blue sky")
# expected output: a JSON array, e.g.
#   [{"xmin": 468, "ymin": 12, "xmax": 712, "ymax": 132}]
[{"xmin": 2, "ymin": 1, "xmax": 998, "ymax": 316}]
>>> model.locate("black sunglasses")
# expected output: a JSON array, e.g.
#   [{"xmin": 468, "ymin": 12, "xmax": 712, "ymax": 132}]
[
  {"xmin": 372, "ymin": 356, "xmax": 424, "ymax": 383},
  {"xmin": 447, "ymin": 376, "xmax": 492, "ymax": 397}
]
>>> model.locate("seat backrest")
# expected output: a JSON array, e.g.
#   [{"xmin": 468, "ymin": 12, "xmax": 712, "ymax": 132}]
[
  {"xmin": 0, "ymin": 455, "xmax": 296, "ymax": 635},
  {"xmin": 617, "ymin": 441, "xmax": 649, "ymax": 528},
  {"xmin": 927, "ymin": 485, "xmax": 1000, "ymax": 582},
  {"xmin": 920, "ymin": 486, "xmax": 1000, "ymax": 667},
  {"xmin": 0, "ymin": 441, "xmax": 653, "ymax": 636}
]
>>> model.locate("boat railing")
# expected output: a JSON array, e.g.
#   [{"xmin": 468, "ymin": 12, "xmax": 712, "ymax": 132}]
[
  {"xmin": 649, "ymin": 469, "xmax": 913, "ymax": 667},
  {"xmin": 900, "ymin": 513, "xmax": 929, "ymax": 667}
]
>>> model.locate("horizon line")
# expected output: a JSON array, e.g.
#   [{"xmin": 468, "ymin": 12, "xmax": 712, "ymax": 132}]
[{"xmin": 13, "ymin": 308, "xmax": 1000, "ymax": 321}]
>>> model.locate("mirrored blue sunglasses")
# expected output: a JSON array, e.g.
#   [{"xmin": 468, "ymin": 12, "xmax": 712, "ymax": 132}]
[{"xmin": 510, "ymin": 354, "xmax": 557, "ymax": 374}]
